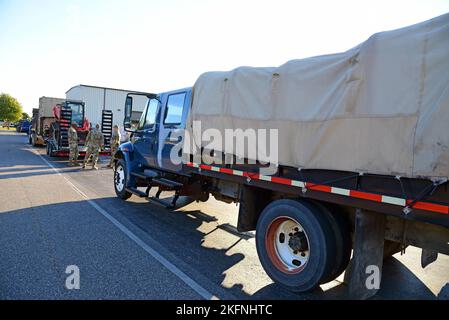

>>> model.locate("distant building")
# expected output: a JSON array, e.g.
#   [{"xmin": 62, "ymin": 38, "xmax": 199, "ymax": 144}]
[{"xmin": 66, "ymin": 84, "xmax": 152, "ymax": 127}]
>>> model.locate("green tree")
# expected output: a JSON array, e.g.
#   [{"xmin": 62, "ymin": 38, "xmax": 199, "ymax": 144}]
[
  {"xmin": 22, "ymin": 112, "xmax": 30, "ymax": 120},
  {"xmin": 0, "ymin": 93, "xmax": 23, "ymax": 126}
]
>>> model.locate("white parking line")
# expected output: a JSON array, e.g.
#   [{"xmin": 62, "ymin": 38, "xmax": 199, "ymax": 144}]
[{"xmin": 35, "ymin": 150, "xmax": 218, "ymax": 300}]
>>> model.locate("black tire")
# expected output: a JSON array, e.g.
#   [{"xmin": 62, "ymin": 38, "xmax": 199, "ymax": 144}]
[
  {"xmin": 114, "ymin": 159, "xmax": 132, "ymax": 200},
  {"xmin": 255, "ymin": 199, "xmax": 337, "ymax": 293},
  {"xmin": 311, "ymin": 201, "xmax": 352, "ymax": 284}
]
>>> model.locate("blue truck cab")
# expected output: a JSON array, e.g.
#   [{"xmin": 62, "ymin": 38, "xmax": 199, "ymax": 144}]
[{"xmin": 114, "ymin": 88, "xmax": 193, "ymax": 205}]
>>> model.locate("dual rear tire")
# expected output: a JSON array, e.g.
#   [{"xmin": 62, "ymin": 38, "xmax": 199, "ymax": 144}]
[{"xmin": 255, "ymin": 199, "xmax": 351, "ymax": 293}]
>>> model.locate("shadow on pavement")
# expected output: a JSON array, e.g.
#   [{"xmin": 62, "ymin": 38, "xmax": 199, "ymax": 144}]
[
  {"xmin": 0, "ymin": 168, "xmax": 85, "ymax": 180},
  {"xmin": 0, "ymin": 144, "xmax": 111, "ymax": 180},
  {"xmin": 438, "ymin": 283, "xmax": 449, "ymax": 299},
  {"xmin": 0, "ymin": 166, "xmax": 48, "ymax": 174},
  {"xmin": 105, "ymin": 196, "xmax": 449, "ymax": 300},
  {"xmin": 0, "ymin": 194, "xmax": 444, "ymax": 300}
]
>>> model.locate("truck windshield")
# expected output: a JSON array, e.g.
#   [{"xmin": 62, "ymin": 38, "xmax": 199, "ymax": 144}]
[{"xmin": 67, "ymin": 103, "xmax": 84, "ymax": 126}]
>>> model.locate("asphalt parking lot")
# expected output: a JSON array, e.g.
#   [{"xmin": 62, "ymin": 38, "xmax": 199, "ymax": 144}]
[{"xmin": 0, "ymin": 131, "xmax": 448, "ymax": 300}]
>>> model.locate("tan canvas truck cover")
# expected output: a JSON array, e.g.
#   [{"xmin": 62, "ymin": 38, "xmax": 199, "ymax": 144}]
[{"xmin": 186, "ymin": 13, "xmax": 449, "ymax": 179}]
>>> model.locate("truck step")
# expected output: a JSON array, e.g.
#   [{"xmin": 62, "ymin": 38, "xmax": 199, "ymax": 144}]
[
  {"xmin": 131, "ymin": 169, "xmax": 160, "ymax": 180},
  {"xmin": 144, "ymin": 169, "xmax": 159, "ymax": 178},
  {"xmin": 131, "ymin": 172, "xmax": 150, "ymax": 180},
  {"xmin": 125, "ymin": 187, "xmax": 147, "ymax": 198},
  {"xmin": 146, "ymin": 194, "xmax": 180, "ymax": 210},
  {"xmin": 151, "ymin": 178, "xmax": 183, "ymax": 189},
  {"xmin": 146, "ymin": 197, "xmax": 174, "ymax": 209}
]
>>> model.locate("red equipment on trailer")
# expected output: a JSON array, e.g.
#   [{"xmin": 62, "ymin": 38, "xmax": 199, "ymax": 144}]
[{"xmin": 46, "ymin": 100, "xmax": 112, "ymax": 158}]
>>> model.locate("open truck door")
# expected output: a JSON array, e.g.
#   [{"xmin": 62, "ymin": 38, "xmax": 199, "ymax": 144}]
[
  {"xmin": 123, "ymin": 90, "xmax": 190, "ymax": 172},
  {"xmin": 124, "ymin": 93, "xmax": 160, "ymax": 168}
]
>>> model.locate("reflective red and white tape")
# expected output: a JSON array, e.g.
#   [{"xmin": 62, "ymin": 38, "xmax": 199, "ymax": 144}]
[{"xmin": 186, "ymin": 162, "xmax": 449, "ymax": 215}]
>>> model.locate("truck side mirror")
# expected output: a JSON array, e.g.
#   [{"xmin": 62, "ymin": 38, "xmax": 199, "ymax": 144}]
[{"xmin": 124, "ymin": 96, "xmax": 133, "ymax": 130}]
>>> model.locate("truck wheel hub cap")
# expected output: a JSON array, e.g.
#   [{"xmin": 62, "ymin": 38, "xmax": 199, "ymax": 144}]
[
  {"xmin": 115, "ymin": 166, "xmax": 125, "ymax": 191},
  {"xmin": 288, "ymin": 231, "xmax": 309, "ymax": 252},
  {"xmin": 266, "ymin": 217, "xmax": 310, "ymax": 273}
]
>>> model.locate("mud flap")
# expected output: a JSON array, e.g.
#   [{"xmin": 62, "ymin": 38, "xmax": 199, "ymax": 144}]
[
  {"xmin": 344, "ymin": 209, "xmax": 386, "ymax": 299},
  {"xmin": 421, "ymin": 249, "xmax": 438, "ymax": 268}
]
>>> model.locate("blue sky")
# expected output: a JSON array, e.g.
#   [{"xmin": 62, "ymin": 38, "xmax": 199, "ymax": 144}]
[{"xmin": 1, "ymin": 0, "xmax": 449, "ymax": 114}]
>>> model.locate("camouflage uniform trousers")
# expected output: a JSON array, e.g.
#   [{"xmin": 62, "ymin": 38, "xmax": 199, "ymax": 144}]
[
  {"xmin": 69, "ymin": 142, "xmax": 79, "ymax": 162},
  {"xmin": 84, "ymin": 145, "xmax": 101, "ymax": 167},
  {"xmin": 108, "ymin": 144, "xmax": 119, "ymax": 167}
]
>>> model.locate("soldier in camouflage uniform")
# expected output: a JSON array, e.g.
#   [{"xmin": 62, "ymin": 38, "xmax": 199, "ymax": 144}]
[
  {"xmin": 106, "ymin": 125, "xmax": 121, "ymax": 169},
  {"xmin": 68, "ymin": 122, "xmax": 80, "ymax": 166},
  {"xmin": 82, "ymin": 124, "xmax": 104, "ymax": 170}
]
